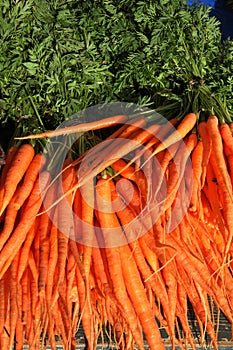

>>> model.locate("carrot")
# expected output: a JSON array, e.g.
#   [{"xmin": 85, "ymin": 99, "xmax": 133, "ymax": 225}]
[
  {"xmin": 176, "ymin": 264, "xmax": 218, "ymax": 350},
  {"xmin": 15, "ymin": 114, "xmax": 128, "ymax": 139},
  {"xmin": 141, "ymin": 117, "xmax": 179, "ymax": 154},
  {"xmin": 219, "ymin": 122, "xmax": 233, "ymax": 156},
  {"xmin": 77, "ymin": 123, "xmax": 163, "ymax": 188},
  {"xmin": 9, "ymin": 252, "xmax": 20, "ymax": 349},
  {"xmin": 189, "ymin": 140, "xmax": 203, "ymax": 212},
  {"xmin": 66, "ymin": 253, "xmax": 77, "ymax": 319},
  {"xmin": 80, "ymin": 179, "xmax": 95, "ymax": 276},
  {"xmin": 97, "ymin": 177, "xmax": 166, "ymax": 349},
  {"xmin": 120, "ymin": 244, "xmax": 165, "ymax": 349},
  {"xmin": 15, "ymin": 281, "xmax": 24, "ymax": 350},
  {"xmin": 0, "ymin": 143, "xmax": 35, "ymax": 216},
  {"xmin": 115, "ymin": 177, "xmax": 146, "ymax": 216},
  {"xmin": 151, "ymin": 112, "xmax": 197, "ymax": 157},
  {"xmin": 111, "ymin": 159, "xmax": 137, "ymax": 181},
  {"xmin": 0, "ymin": 170, "xmax": 50, "ymax": 279},
  {"xmin": 197, "ymin": 121, "xmax": 212, "ymax": 187},
  {"xmin": 52, "ymin": 160, "xmax": 77, "ymax": 304},
  {"xmin": 161, "ymin": 260, "xmax": 178, "ymax": 350},
  {"xmin": 75, "ymin": 262, "xmax": 95, "ymax": 350},
  {"xmin": 46, "ymin": 211, "xmax": 58, "ymax": 304},
  {"xmin": 0, "ymin": 279, "xmax": 5, "ymax": 335},
  {"xmin": 0, "ymin": 146, "xmax": 18, "ymax": 216},
  {"xmin": 206, "ymin": 115, "xmax": 232, "ymax": 197},
  {"xmin": 161, "ymin": 134, "xmax": 197, "ymax": 224},
  {"xmin": 38, "ymin": 210, "xmax": 52, "ymax": 296},
  {"xmin": 204, "ymin": 162, "xmax": 227, "ymax": 247},
  {"xmin": 95, "ymin": 178, "xmax": 145, "ymax": 349},
  {"xmin": 208, "ymin": 154, "xmax": 233, "ymax": 255},
  {"xmin": 13, "ymin": 152, "xmax": 46, "ymax": 210},
  {"xmin": 17, "ymin": 221, "xmax": 38, "ymax": 282},
  {"xmin": 0, "ymin": 190, "xmax": 20, "ymax": 251}
]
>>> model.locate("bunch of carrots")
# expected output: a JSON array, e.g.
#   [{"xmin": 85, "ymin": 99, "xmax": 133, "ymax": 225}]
[{"xmin": 0, "ymin": 112, "xmax": 233, "ymax": 350}]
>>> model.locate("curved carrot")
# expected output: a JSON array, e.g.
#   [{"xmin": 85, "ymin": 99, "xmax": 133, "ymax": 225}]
[
  {"xmin": 46, "ymin": 210, "xmax": 58, "ymax": 304},
  {"xmin": 13, "ymin": 152, "xmax": 46, "ymax": 210},
  {"xmin": 55, "ymin": 159, "xmax": 77, "ymax": 295},
  {"xmin": 95, "ymin": 177, "xmax": 145, "ymax": 350},
  {"xmin": 98, "ymin": 177, "xmax": 166, "ymax": 349},
  {"xmin": 189, "ymin": 140, "xmax": 203, "ymax": 212},
  {"xmin": 206, "ymin": 115, "xmax": 232, "ymax": 196},
  {"xmin": 9, "ymin": 252, "xmax": 20, "ymax": 349},
  {"xmin": 17, "ymin": 223, "xmax": 37, "ymax": 282},
  {"xmin": 0, "ymin": 190, "xmax": 20, "ymax": 251},
  {"xmin": 219, "ymin": 122, "xmax": 233, "ymax": 156},
  {"xmin": 151, "ymin": 112, "xmax": 197, "ymax": 157},
  {"xmin": 197, "ymin": 121, "xmax": 212, "ymax": 188},
  {"xmin": 0, "ymin": 146, "xmax": 18, "ymax": 217},
  {"xmin": 15, "ymin": 114, "xmax": 128, "ymax": 139},
  {"xmin": 0, "ymin": 170, "xmax": 50, "ymax": 279},
  {"xmin": 0, "ymin": 143, "xmax": 35, "ymax": 216}
]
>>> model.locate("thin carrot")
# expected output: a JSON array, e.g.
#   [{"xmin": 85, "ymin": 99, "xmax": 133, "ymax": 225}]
[
  {"xmin": 15, "ymin": 281, "xmax": 24, "ymax": 350},
  {"xmin": 13, "ymin": 152, "xmax": 46, "ymax": 210},
  {"xmin": 189, "ymin": 140, "xmax": 203, "ymax": 212},
  {"xmin": 95, "ymin": 177, "xmax": 145, "ymax": 349},
  {"xmin": 0, "ymin": 170, "xmax": 50, "ymax": 279},
  {"xmin": 0, "ymin": 190, "xmax": 20, "ymax": 251},
  {"xmin": 0, "ymin": 143, "xmax": 35, "ymax": 216},
  {"xmin": 0, "ymin": 146, "xmax": 18, "ymax": 217},
  {"xmin": 75, "ymin": 262, "xmax": 95, "ymax": 350},
  {"xmin": 206, "ymin": 115, "xmax": 233, "ymax": 198},
  {"xmin": 97, "ymin": 177, "xmax": 165, "ymax": 349},
  {"xmin": 219, "ymin": 122, "xmax": 233, "ymax": 156},
  {"xmin": 17, "ymin": 221, "xmax": 38, "ymax": 282},
  {"xmin": 78, "ymin": 123, "xmax": 163, "ymax": 188},
  {"xmin": 197, "ymin": 121, "xmax": 212, "ymax": 187},
  {"xmin": 151, "ymin": 112, "xmax": 197, "ymax": 157},
  {"xmin": 9, "ymin": 252, "xmax": 20, "ymax": 349},
  {"xmin": 46, "ymin": 210, "xmax": 58, "ymax": 304},
  {"xmin": 15, "ymin": 114, "xmax": 128, "ymax": 139}
]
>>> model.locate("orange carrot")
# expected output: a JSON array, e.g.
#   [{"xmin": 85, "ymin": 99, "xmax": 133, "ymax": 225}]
[
  {"xmin": 0, "ymin": 143, "xmax": 35, "ymax": 216},
  {"xmin": 13, "ymin": 152, "xmax": 46, "ymax": 210},
  {"xmin": 15, "ymin": 114, "xmax": 128, "ymax": 139},
  {"xmin": 0, "ymin": 170, "xmax": 50, "ymax": 279},
  {"xmin": 9, "ymin": 252, "xmax": 20, "ymax": 349},
  {"xmin": 206, "ymin": 115, "xmax": 232, "ymax": 197},
  {"xmin": 97, "ymin": 177, "xmax": 165, "ymax": 349},
  {"xmin": 17, "ymin": 222, "xmax": 38, "ymax": 282},
  {"xmin": 207, "ymin": 117, "xmax": 233, "ymax": 254},
  {"xmin": 197, "ymin": 121, "xmax": 212, "ymax": 187},
  {"xmin": 52, "ymin": 159, "xmax": 77, "ymax": 305},
  {"xmin": 77, "ymin": 123, "xmax": 163, "ymax": 188},
  {"xmin": 219, "ymin": 122, "xmax": 233, "ymax": 156},
  {"xmin": 0, "ymin": 146, "xmax": 18, "ymax": 217},
  {"xmin": 95, "ymin": 177, "xmax": 145, "ymax": 349},
  {"xmin": 151, "ymin": 113, "xmax": 197, "ymax": 157},
  {"xmin": 189, "ymin": 140, "xmax": 203, "ymax": 212},
  {"xmin": 46, "ymin": 210, "xmax": 58, "ymax": 304},
  {"xmin": 0, "ymin": 190, "xmax": 20, "ymax": 251}
]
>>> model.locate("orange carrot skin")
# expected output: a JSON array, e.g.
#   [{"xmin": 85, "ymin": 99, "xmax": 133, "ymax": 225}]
[
  {"xmin": 0, "ymin": 143, "xmax": 35, "ymax": 216},
  {"xmin": 219, "ymin": 122, "xmax": 233, "ymax": 157},
  {"xmin": 95, "ymin": 178, "xmax": 145, "ymax": 350},
  {"xmin": 16, "ymin": 114, "xmax": 128, "ymax": 139},
  {"xmin": 152, "ymin": 112, "xmax": 197, "ymax": 156},
  {"xmin": 0, "ymin": 146, "xmax": 18, "ymax": 217},
  {"xmin": 13, "ymin": 152, "xmax": 46, "ymax": 210},
  {"xmin": 0, "ymin": 170, "xmax": 50, "ymax": 279},
  {"xmin": 189, "ymin": 140, "xmax": 203, "ymax": 212}
]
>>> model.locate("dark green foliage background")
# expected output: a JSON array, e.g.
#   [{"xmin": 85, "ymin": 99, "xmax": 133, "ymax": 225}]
[{"xmin": 1, "ymin": 0, "xmax": 233, "ymax": 137}]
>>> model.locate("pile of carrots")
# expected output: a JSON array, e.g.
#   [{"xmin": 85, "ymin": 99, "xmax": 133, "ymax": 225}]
[{"xmin": 1, "ymin": 112, "xmax": 233, "ymax": 350}]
